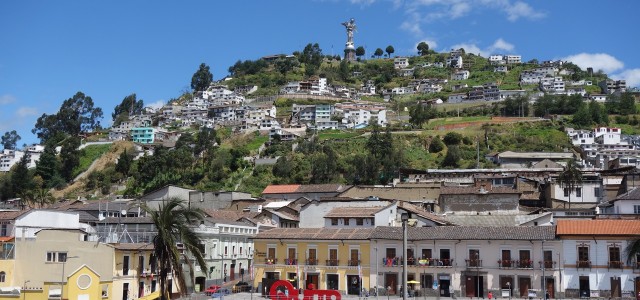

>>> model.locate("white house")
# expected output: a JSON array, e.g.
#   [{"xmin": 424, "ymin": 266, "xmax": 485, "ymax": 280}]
[
  {"xmin": 557, "ymin": 220, "xmax": 640, "ymax": 299},
  {"xmin": 505, "ymin": 55, "xmax": 521, "ymax": 64},
  {"xmin": 394, "ymin": 57, "xmax": 409, "ymax": 69},
  {"xmin": 448, "ymin": 93, "xmax": 467, "ymax": 103},
  {"xmin": 452, "ymin": 70, "xmax": 470, "ymax": 80}
]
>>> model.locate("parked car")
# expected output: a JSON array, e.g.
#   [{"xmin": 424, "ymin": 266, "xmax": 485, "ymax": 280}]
[
  {"xmin": 204, "ymin": 285, "xmax": 221, "ymax": 296},
  {"xmin": 211, "ymin": 288, "xmax": 231, "ymax": 298}
]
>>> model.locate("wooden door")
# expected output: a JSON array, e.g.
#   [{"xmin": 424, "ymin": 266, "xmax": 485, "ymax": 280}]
[
  {"xmin": 519, "ymin": 277, "xmax": 531, "ymax": 298},
  {"xmin": 308, "ymin": 248, "xmax": 317, "ymax": 265},
  {"xmin": 501, "ymin": 250, "xmax": 512, "ymax": 268},
  {"xmin": 466, "ymin": 276, "xmax": 476, "ymax": 297},
  {"xmin": 385, "ymin": 273, "xmax": 397, "ymax": 295},
  {"xmin": 611, "ymin": 277, "xmax": 621, "ymax": 298},
  {"xmin": 545, "ymin": 278, "xmax": 555, "ymax": 299},
  {"xmin": 350, "ymin": 249, "xmax": 359, "ymax": 266}
]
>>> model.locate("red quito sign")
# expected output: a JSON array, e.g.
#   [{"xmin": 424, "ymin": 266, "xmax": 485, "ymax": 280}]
[{"xmin": 269, "ymin": 279, "xmax": 341, "ymax": 300}]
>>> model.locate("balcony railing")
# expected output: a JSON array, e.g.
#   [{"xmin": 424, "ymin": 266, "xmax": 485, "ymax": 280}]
[
  {"xmin": 348, "ymin": 259, "xmax": 361, "ymax": 266},
  {"xmin": 608, "ymin": 261, "xmax": 623, "ymax": 269},
  {"xmin": 326, "ymin": 259, "xmax": 339, "ymax": 266},
  {"xmin": 465, "ymin": 259, "xmax": 482, "ymax": 268},
  {"xmin": 539, "ymin": 260, "xmax": 557, "ymax": 269},
  {"xmin": 264, "ymin": 258, "xmax": 277, "ymax": 265},
  {"xmin": 498, "ymin": 260, "xmax": 513, "ymax": 269},
  {"xmin": 384, "ymin": 257, "xmax": 453, "ymax": 267},
  {"xmin": 516, "ymin": 259, "xmax": 533, "ymax": 269},
  {"xmin": 576, "ymin": 260, "xmax": 591, "ymax": 269},
  {"xmin": 284, "ymin": 258, "xmax": 298, "ymax": 265},
  {"xmin": 306, "ymin": 258, "xmax": 318, "ymax": 266}
]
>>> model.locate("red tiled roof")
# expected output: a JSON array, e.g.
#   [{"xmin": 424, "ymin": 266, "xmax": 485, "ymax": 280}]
[
  {"xmin": 262, "ymin": 184, "xmax": 301, "ymax": 194},
  {"xmin": 0, "ymin": 236, "xmax": 14, "ymax": 242},
  {"xmin": 557, "ymin": 220, "xmax": 640, "ymax": 236}
]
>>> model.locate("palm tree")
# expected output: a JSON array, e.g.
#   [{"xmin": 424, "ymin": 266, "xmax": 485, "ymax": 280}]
[
  {"xmin": 557, "ymin": 159, "xmax": 583, "ymax": 211},
  {"xmin": 625, "ymin": 238, "xmax": 640, "ymax": 267},
  {"xmin": 143, "ymin": 198, "xmax": 208, "ymax": 300}
]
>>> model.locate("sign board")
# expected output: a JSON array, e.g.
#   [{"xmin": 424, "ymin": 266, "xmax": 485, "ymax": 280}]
[
  {"xmin": 528, "ymin": 289, "xmax": 538, "ymax": 298},
  {"xmin": 590, "ymin": 290, "xmax": 600, "ymax": 298},
  {"xmin": 502, "ymin": 289, "xmax": 511, "ymax": 298},
  {"xmin": 269, "ymin": 279, "xmax": 341, "ymax": 300}
]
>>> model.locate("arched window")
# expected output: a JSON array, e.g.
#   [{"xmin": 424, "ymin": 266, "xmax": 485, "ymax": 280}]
[{"xmin": 0, "ymin": 271, "xmax": 5, "ymax": 282}]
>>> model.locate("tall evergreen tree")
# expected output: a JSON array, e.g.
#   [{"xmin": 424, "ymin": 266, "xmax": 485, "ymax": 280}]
[{"xmin": 191, "ymin": 63, "xmax": 213, "ymax": 92}]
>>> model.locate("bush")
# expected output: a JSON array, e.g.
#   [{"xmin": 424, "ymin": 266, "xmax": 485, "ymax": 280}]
[
  {"xmin": 429, "ymin": 136, "xmax": 445, "ymax": 153},
  {"xmin": 443, "ymin": 132, "xmax": 463, "ymax": 145}
]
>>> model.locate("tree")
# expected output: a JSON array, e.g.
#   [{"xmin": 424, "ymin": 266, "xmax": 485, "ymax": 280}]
[
  {"xmin": 443, "ymin": 132, "xmax": 463, "ymax": 146},
  {"xmin": 115, "ymin": 149, "xmax": 133, "ymax": 177},
  {"xmin": 374, "ymin": 48, "xmax": 384, "ymax": 58},
  {"xmin": 409, "ymin": 104, "xmax": 435, "ymax": 128},
  {"xmin": 10, "ymin": 153, "xmax": 34, "ymax": 198},
  {"xmin": 429, "ymin": 136, "xmax": 444, "ymax": 153},
  {"xmin": 557, "ymin": 159, "xmax": 583, "ymax": 211},
  {"xmin": 300, "ymin": 43, "xmax": 323, "ymax": 69},
  {"xmin": 112, "ymin": 94, "xmax": 144, "ymax": 126},
  {"xmin": 1, "ymin": 130, "xmax": 21, "ymax": 150},
  {"xmin": 338, "ymin": 59, "xmax": 350, "ymax": 81},
  {"xmin": 59, "ymin": 136, "xmax": 81, "ymax": 181},
  {"xmin": 619, "ymin": 92, "xmax": 637, "ymax": 115},
  {"xmin": 417, "ymin": 42, "xmax": 429, "ymax": 56},
  {"xmin": 441, "ymin": 145, "xmax": 461, "ymax": 168},
  {"xmin": 143, "ymin": 199, "xmax": 207, "ymax": 300},
  {"xmin": 191, "ymin": 63, "xmax": 213, "ymax": 92},
  {"xmin": 385, "ymin": 45, "xmax": 395, "ymax": 58},
  {"xmin": 625, "ymin": 238, "xmax": 640, "ymax": 265},
  {"xmin": 35, "ymin": 143, "xmax": 60, "ymax": 188},
  {"xmin": 32, "ymin": 92, "xmax": 103, "ymax": 143},
  {"xmin": 355, "ymin": 46, "xmax": 365, "ymax": 59}
]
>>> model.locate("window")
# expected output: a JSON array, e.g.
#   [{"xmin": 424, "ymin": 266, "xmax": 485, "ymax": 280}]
[
  {"xmin": 634, "ymin": 205, "xmax": 640, "ymax": 214},
  {"xmin": 356, "ymin": 218, "xmax": 364, "ymax": 226},
  {"xmin": 469, "ymin": 249, "xmax": 480, "ymax": 267},
  {"xmin": 331, "ymin": 218, "xmax": 338, "ymax": 226},
  {"xmin": 224, "ymin": 246, "xmax": 228, "ymax": 256},
  {"xmin": 563, "ymin": 188, "xmax": 569, "ymax": 197},
  {"xmin": 123, "ymin": 255, "xmax": 130, "ymax": 276},
  {"xmin": 577, "ymin": 245, "xmax": 589, "ymax": 268},
  {"xmin": 594, "ymin": 187, "xmax": 601, "ymax": 198},
  {"xmin": 0, "ymin": 224, "xmax": 6, "ymax": 237},
  {"xmin": 46, "ymin": 251, "xmax": 68, "ymax": 262},
  {"xmin": 343, "ymin": 218, "xmax": 350, "ymax": 225},
  {"xmin": 138, "ymin": 255, "xmax": 145, "ymax": 274},
  {"xmin": 609, "ymin": 245, "xmax": 622, "ymax": 268},
  {"xmin": 576, "ymin": 188, "xmax": 582, "ymax": 197},
  {"xmin": 0, "ymin": 271, "xmax": 5, "ymax": 282}
]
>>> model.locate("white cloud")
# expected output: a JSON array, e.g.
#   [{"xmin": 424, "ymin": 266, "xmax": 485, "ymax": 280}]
[
  {"xmin": 147, "ymin": 100, "xmax": 165, "ymax": 110},
  {"xmin": 16, "ymin": 107, "xmax": 39, "ymax": 117},
  {"xmin": 561, "ymin": 53, "xmax": 624, "ymax": 74},
  {"xmin": 0, "ymin": 94, "xmax": 16, "ymax": 105},
  {"xmin": 503, "ymin": 1, "xmax": 545, "ymax": 21},
  {"xmin": 489, "ymin": 38, "xmax": 514, "ymax": 52},
  {"xmin": 613, "ymin": 68, "xmax": 640, "ymax": 88},
  {"xmin": 450, "ymin": 2, "xmax": 471, "ymax": 19},
  {"xmin": 401, "ymin": 20, "xmax": 423, "ymax": 37},
  {"xmin": 448, "ymin": 38, "xmax": 515, "ymax": 57}
]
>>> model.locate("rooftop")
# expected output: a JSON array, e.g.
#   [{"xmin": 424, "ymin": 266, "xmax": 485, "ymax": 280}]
[{"xmin": 556, "ymin": 220, "xmax": 640, "ymax": 236}]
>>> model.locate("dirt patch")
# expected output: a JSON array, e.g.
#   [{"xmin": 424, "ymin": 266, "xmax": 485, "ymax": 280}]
[
  {"xmin": 434, "ymin": 117, "xmax": 541, "ymax": 130},
  {"xmin": 52, "ymin": 141, "xmax": 134, "ymax": 199}
]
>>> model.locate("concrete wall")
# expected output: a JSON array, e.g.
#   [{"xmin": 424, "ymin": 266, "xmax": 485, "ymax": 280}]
[
  {"xmin": 299, "ymin": 200, "xmax": 394, "ymax": 228},
  {"xmin": 439, "ymin": 194, "xmax": 520, "ymax": 213}
]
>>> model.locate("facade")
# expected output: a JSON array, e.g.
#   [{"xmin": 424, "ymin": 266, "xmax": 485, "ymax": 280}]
[
  {"xmin": 557, "ymin": 220, "xmax": 640, "ymax": 298},
  {"xmin": 370, "ymin": 226, "xmax": 559, "ymax": 297},
  {"xmin": 0, "ymin": 229, "xmax": 114, "ymax": 300},
  {"xmin": 112, "ymin": 243, "xmax": 162, "ymax": 300},
  {"xmin": 252, "ymin": 228, "xmax": 373, "ymax": 296},
  {"xmin": 130, "ymin": 127, "xmax": 155, "ymax": 144}
]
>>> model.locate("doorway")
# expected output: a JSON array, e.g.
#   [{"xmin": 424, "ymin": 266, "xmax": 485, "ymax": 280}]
[
  {"xmin": 195, "ymin": 277, "xmax": 206, "ymax": 292},
  {"xmin": 347, "ymin": 275, "xmax": 360, "ymax": 295},
  {"xmin": 230, "ymin": 262, "xmax": 236, "ymax": 281},
  {"xmin": 579, "ymin": 276, "xmax": 590, "ymax": 298},
  {"xmin": 545, "ymin": 277, "xmax": 555, "ymax": 299},
  {"xmin": 466, "ymin": 275, "xmax": 483, "ymax": 298},
  {"xmin": 440, "ymin": 278, "xmax": 451, "ymax": 297},
  {"xmin": 327, "ymin": 274, "xmax": 339, "ymax": 290},
  {"xmin": 518, "ymin": 277, "xmax": 531, "ymax": 298},
  {"xmin": 306, "ymin": 273, "xmax": 319, "ymax": 290},
  {"xmin": 610, "ymin": 277, "xmax": 621, "ymax": 298},
  {"xmin": 385, "ymin": 273, "xmax": 398, "ymax": 295}
]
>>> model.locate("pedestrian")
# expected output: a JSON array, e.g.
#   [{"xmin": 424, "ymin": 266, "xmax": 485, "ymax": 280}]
[
  {"xmin": 488, "ymin": 291, "xmax": 493, "ymax": 299},
  {"xmin": 450, "ymin": 285, "xmax": 455, "ymax": 299},
  {"xmin": 546, "ymin": 290, "xmax": 550, "ymax": 300}
]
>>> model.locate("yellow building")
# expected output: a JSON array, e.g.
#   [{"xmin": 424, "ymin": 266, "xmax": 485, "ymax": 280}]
[
  {"xmin": 0, "ymin": 229, "xmax": 114, "ymax": 300},
  {"xmin": 112, "ymin": 243, "xmax": 160, "ymax": 300},
  {"xmin": 252, "ymin": 228, "xmax": 373, "ymax": 296}
]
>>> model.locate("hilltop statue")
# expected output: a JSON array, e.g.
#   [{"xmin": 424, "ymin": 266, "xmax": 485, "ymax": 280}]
[{"xmin": 341, "ymin": 18, "xmax": 357, "ymax": 61}]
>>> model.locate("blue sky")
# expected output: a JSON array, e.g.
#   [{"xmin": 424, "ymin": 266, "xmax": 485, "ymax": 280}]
[{"xmin": 1, "ymin": 0, "xmax": 639, "ymax": 146}]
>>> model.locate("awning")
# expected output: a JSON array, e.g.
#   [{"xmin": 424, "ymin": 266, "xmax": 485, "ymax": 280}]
[{"xmin": 137, "ymin": 290, "xmax": 161, "ymax": 300}]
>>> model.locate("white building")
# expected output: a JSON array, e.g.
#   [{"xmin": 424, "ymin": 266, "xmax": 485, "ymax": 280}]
[
  {"xmin": 394, "ymin": 57, "xmax": 409, "ymax": 69},
  {"xmin": 505, "ymin": 55, "xmax": 522, "ymax": 64},
  {"xmin": 452, "ymin": 70, "xmax": 470, "ymax": 80},
  {"xmin": 557, "ymin": 220, "xmax": 639, "ymax": 299}
]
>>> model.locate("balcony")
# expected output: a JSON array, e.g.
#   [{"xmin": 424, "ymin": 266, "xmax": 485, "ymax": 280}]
[
  {"xmin": 516, "ymin": 259, "xmax": 533, "ymax": 269},
  {"xmin": 465, "ymin": 259, "xmax": 482, "ymax": 268},
  {"xmin": 498, "ymin": 260, "xmax": 513, "ymax": 269},
  {"xmin": 608, "ymin": 261, "xmax": 623, "ymax": 269},
  {"xmin": 576, "ymin": 260, "xmax": 591, "ymax": 269},
  {"xmin": 326, "ymin": 259, "xmax": 339, "ymax": 266},
  {"xmin": 284, "ymin": 258, "xmax": 298, "ymax": 265},
  {"xmin": 539, "ymin": 260, "xmax": 557, "ymax": 269},
  {"xmin": 348, "ymin": 259, "xmax": 361, "ymax": 266},
  {"xmin": 306, "ymin": 258, "xmax": 318, "ymax": 266},
  {"xmin": 264, "ymin": 258, "xmax": 277, "ymax": 265}
]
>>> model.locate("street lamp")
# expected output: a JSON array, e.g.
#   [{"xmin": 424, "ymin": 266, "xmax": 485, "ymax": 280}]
[
  {"xmin": 22, "ymin": 280, "xmax": 30, "ymax": 300},
  {"xmin": 60, "ymin": 255, "xmax": 78, "ymax": 300},
  {"xmin": 401, "ymin": 213, "xmax": 409, "ymax": 300},
  {"xmin": 506, "ymin": 282, "xmax": 511, "ymax": 300},
  {"xmin": 219, "ymin": 254, "xmax": 226, "ymax": 285}
]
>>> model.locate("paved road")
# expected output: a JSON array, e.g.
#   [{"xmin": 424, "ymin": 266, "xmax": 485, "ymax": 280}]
[{"xmin": 180, "ymin": 293, "xmax": 559, "ymax": 300}]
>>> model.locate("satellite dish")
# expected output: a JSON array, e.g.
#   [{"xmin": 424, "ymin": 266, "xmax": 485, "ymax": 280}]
[{"xmin": 121, "ymin": 210, "xmax": 128, "ymax": 216}]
